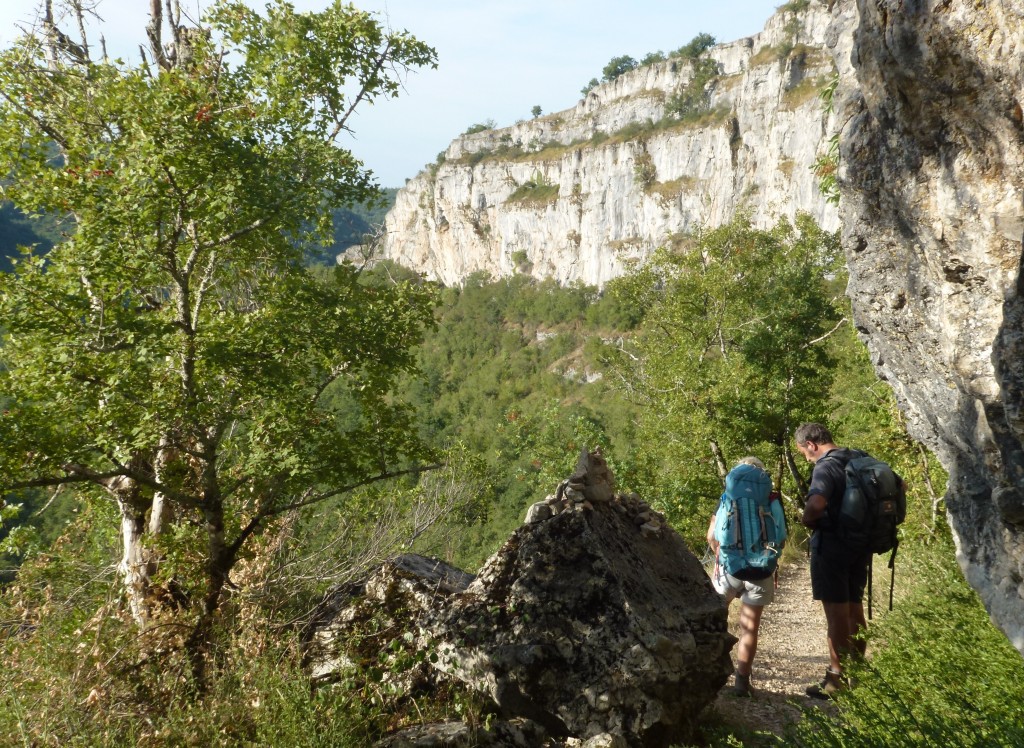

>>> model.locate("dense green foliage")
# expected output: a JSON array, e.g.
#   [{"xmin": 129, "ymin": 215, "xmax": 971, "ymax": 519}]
[
  {"xmin": 602, "ymin": 55, "xmax": 639, "ymax": 81},
  {"xmin": 0, "ymin": 0, "xmax": 437, "ymax": 695},
  {"xmin": 599, "ymin": 215, "xmax": 844, "ymax": 540},
  {"xmin": 674, "ymin": 33, "xmax": 717, "ymax": 60},
  {"xmin": 391, "ymin": 271, "xmax": 639, "ymax": 568},
  {"xmin": 665, "ymin": 57, "xmax": 721, "ymax": 122}
]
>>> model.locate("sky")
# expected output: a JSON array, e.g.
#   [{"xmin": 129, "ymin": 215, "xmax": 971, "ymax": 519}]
[{"xmin": 0, "ymin": 0, "xmax": 783, "ymax": 188}]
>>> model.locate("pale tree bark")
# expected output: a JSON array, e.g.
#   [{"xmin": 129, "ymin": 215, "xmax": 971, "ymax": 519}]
[
  {"xmin": 784, "ymin": 440, "xmax": 808, "ymax": 498},
  {"xmin": 107, "ymin": 475, "xmax": 155, "ymax": 626},
  {"xmin": 709, "ymin": 439, "xmax": 728, "ymax": 487},
  {"xmin": 148, "ymin": 436, "xmax": 175, "ymax": 536}
]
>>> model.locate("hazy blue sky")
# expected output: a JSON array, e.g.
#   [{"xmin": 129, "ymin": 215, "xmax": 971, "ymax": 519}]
[{"xmin": 1, "ymin": 0, "xmax": 783, "ymax": 187}]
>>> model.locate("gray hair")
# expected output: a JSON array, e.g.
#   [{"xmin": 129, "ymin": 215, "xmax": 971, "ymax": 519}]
[
  {"xmin": 795, "ymin": 422, "xmax": 834, "ymax": 446},
  {"xmin": 736, "ymin": 455, "xmax": 765, "ymax": 470}
]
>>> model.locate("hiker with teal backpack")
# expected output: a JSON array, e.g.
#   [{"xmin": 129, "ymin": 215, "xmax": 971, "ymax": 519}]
[
  {"xmin": 707, "ymin": 456, "xmax": 788, "ymax": 697},
  {"xmin": 795, "ymin": 422, "xmax": 907, "ymax": 700}
]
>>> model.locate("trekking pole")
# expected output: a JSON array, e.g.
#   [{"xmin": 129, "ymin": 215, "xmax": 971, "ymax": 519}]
[
  {"xmin": 867, "ymin": 555, "xmax": 874, "ymax": 620},
  {"xmin": 888, "ymin": 540, "xmax": 899, "ymax": 612}
]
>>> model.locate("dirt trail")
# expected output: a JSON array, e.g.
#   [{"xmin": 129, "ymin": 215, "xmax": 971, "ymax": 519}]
[{"xmin": 710, "ymin": 558, "xmax": 835, "ymax": 737}]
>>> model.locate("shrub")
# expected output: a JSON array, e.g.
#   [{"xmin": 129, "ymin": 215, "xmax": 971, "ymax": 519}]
[
  {"xmin": 779, "ymin": 0, "xmax": 811, "ymax": 13},
  {"xmin": 580, "ymin": 77, "xmax": 600, "ymax": 97},
  {"xmin": 506, "ymin": 173, "xmax": 559, "ymax": 207},
  {"xmin": 463, "ymin": 119, "xmax": 497, "ymax": 135},
  {"xmin": 673, "ymin": 32, "xmax": 716, "ymax": 60},
  {"xmin": 510, "ymin": 249, "xmax": 530, "ymax": 269},
  {"xmin": 601, "ymin": 55, "xmax": 638, "ymax": 82},
  {"xmin": 633, "ymin": 150, "xmax": 657, "ymax": 189},
  {"xmin": 812, "ymin": 133, "xmax": 840, "ymax": 205},
  {"xmin": 665, "ymin": 58, "xmax": 720, "ymax": 121}
]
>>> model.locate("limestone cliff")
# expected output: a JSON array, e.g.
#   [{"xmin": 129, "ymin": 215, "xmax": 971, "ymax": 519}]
[
  {"xmin": 380, "ymin": 4, "xmax": 839, "ymax": 287},
  {"xmin": 830, "ymin": 0, "xmax": 1024, "ymax": 652}
]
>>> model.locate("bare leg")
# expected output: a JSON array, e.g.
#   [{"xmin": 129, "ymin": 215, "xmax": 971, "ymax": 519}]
[
  {"xmin": 849, "ymin": 601, "xmax": 867, "ymax": 658},
  {"xmin": 735, "ymin": 603, "xmax": 764, "ymax": 676},
  {"xmin": 821, "ymin": 601, "xmax": 852, "ymax": 672}
]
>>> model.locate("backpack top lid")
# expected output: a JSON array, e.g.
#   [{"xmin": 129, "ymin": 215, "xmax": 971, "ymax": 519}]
[{"xmin": 724, "ymin": 462, "xmax": 772, "ymax": 502}]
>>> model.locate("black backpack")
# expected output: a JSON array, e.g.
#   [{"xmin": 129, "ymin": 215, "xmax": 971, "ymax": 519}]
[
  {"xmin": 830, "ymin": 451, "xmax": 906, "ymax": 616},
  {"xmin": 838, "ymin": 454, "xmax": 906, "ymax": 555}
]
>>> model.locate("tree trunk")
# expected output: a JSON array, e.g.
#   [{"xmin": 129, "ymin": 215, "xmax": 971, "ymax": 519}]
[
  {"xmin": 110, "ymin": 476, "xmax": 154, "ymax": 627},
  {"xmin": 785, "ymin": 441, "xmax": 808, "ymax": 497},
  {"xmin": 186, "ymin": 489, "xmax": 232, "ymax": 692},
  {"xmin": 709, "ymin": 439, "xmax": 728, "ymax": 487},
  {"xmin": 149, "ymin": 436, "xmax": 175, "ymax": 535}
]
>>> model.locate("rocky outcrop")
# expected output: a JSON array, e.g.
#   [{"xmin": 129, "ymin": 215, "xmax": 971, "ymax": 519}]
[
  {"xmin": 380, "ymin": 5, "xmax": 839, "ymax": 287},
  {"xmin": 308, "ymin": 450, "xmax": 734, "ymax": 747},
  {"xmin": 830, "ymin": 0, "xmax": 1024, "ymax": 652}
]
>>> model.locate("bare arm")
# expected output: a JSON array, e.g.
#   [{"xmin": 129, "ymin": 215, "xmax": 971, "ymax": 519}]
[{"xmin": 802, "ymin": 493, "xmax": 827, "ymax": 528}]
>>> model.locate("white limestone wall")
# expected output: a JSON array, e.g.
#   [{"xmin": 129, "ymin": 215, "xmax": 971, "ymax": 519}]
[{"xmin": 381, "ymin": 4, "xmax": 839, "ymax": 288}]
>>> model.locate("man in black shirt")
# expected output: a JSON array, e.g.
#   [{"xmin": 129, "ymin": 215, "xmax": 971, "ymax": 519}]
[{"xmin": 795, "ymin": 422, "xmax": 869, "ymax": 699}]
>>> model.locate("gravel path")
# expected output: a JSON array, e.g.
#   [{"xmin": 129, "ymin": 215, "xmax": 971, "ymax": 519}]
[{"xmin": 709, "ymin": 558, "xmax": 836, "ymax": 738}]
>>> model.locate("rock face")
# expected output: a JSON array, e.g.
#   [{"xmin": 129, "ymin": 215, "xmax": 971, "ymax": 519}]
[
  {"xmin": 308, "ymin": 451, "xmax": 734, "ymax": 747},
  {"xmin": 829, "ymin": 0, "xmax": 1024, "ymax": 652},
  {"xmin": 380, "ymin": 4, "xmax": 838, "ymax": 287}
]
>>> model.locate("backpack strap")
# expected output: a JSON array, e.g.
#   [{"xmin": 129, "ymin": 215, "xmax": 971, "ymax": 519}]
[{"xmin": 868, "ymin": 546, "xmax": 900, "ymax": 620}]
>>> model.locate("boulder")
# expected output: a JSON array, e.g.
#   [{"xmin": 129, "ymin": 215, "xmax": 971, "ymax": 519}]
[
  {"xmin": 433, "ymin": 488, "xmax": 733, "ymax": 746},
  {"xmin": 307, "ymin": 451, "xmax": 734, "ymax": 747},
  {"xmin": 373, "ymin": 718, "xmax": 547, "ymax": 748},
  {"xmin": 305, "ymin": 553, "xmax": 475, "ymax": 686}
]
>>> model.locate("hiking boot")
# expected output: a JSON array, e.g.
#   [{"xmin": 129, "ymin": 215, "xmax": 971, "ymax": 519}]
[
  {"xmin": 806, "ymin": 668, "xmax": 846, "ymax": 700},
  {"xmin": 725, "ymin": 670, "xmax": 753, "ymax": 697}
]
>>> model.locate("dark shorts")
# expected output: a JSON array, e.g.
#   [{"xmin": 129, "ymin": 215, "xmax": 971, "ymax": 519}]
[{"xmin": 809, "ymin": 532, "xmax": 870, "ymax": 603}]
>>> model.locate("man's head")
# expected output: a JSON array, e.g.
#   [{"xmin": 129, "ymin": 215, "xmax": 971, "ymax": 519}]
[{"xmin": 794, "ymin": 422, "xmax": 836, "ymax": 463}]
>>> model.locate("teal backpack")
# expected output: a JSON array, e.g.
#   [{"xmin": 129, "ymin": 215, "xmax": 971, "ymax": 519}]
[{"xmin": 714, "ymin": 463, "xmax": 787, "ymax": 581}]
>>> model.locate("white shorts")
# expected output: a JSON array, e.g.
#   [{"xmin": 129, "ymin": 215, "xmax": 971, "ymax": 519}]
[{"xmin": 712, "ymin": 562, "xmax": 775, "ymax": 606}]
